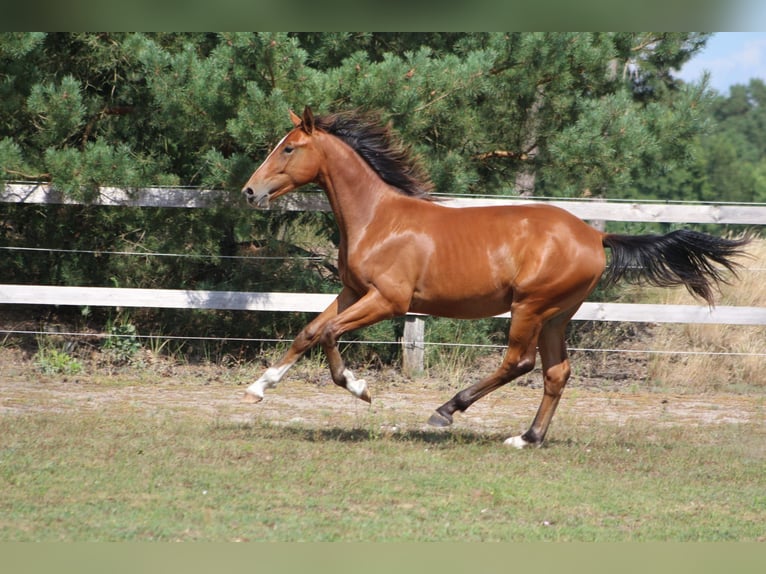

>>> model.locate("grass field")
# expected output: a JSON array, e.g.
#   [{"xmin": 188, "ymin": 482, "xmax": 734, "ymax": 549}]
[
  {"xmin": 1, "ymin": 354, "xmax": 763, "ymax": 542},
  {"xmin": 1, "ymin": 240, "xmax": 764, "ymax": 542}
]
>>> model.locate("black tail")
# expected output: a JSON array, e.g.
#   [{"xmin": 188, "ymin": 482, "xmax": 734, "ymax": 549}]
[{"xmin": 602, "ymin": 230, "xmax": 751, "ymax": 305}]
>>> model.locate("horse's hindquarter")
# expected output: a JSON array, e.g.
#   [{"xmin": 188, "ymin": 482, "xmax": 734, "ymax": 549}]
[{"xmin": 364, "ymin": 202, "xmax": 606, "ymax": 319}]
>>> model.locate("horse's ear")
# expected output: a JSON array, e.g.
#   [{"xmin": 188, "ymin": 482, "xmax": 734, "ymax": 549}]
[
  {"xmin": 302, "ymin": 106, "xmax": 315, "ymax": 134},
  {"xmin": 289, "ymin": 109, "xmax": 302, "ymax": 127}
]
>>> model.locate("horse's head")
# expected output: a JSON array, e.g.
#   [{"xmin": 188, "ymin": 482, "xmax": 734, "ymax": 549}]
[{"xmin": 242, "ymin": 106, "xmax": 322, "ymax": 208}]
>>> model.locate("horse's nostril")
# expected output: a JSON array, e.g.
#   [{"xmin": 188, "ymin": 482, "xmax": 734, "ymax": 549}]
[{"xmin": 243, "ymin": 187, "xmax": 254, "ymax": 196}]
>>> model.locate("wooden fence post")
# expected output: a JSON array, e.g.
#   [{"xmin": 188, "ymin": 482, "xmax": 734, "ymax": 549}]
[
  {"xmin": 586, "ymin": 196, "xmax": 607, "ymax": 231},
  {"xmin": 401, "ymin": 315, "xmax": 425, "ymax": 375}
]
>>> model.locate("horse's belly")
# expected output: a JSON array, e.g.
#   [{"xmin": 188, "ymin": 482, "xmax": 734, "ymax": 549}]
[{"xmin": 409, "ymin": 292, "xmax": 512, "ymax": 320}]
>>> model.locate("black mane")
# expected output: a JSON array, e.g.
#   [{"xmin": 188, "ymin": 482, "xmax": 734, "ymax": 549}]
[{"xmin": 314, "ymin": 111, "xmax": 435, "ymax": 199}]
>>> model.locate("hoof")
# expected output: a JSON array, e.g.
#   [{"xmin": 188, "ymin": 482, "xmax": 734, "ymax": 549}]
[
  {"xmin": 503, "ymin": 435, "xmax": 540, "ymax": 449},
  {"xmin": 427, "ymin": 410, "xmax": 453, "ymax": 427},
  {"xmin": 359, "ymin": 387, "xmax": 372, "ymax": 404},
  {"xmin": 242, "ymin": 391, "xmax": 263, "ymax": 404}
]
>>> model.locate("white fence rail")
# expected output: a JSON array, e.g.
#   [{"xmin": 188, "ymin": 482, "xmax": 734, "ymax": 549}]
[
  {"xmin": 3, "ymin": 182, "xmax": 766, "ymax": 224},
  {"xmin": 1, "ymin": 285, "xmax": 765, "ymax": 326},
  {"xmin": 2, "ymin": 183, "xmax": 765, "ymax": 370}
]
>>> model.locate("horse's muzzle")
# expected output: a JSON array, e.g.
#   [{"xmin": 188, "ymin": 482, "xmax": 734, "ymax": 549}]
[{"xmin": 242, "ymin": 186, "xmax": 270, "ymax": 209}]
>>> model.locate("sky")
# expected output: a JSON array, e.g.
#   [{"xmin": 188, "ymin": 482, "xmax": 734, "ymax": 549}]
[{"xmin": 677, "ymin": 32, "xmax": 766, "ymax": 94}]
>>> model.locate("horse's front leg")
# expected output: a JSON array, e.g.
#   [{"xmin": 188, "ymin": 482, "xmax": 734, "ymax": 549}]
[
  {"xmin": 318, "ymin": 287, "xmax": 405, "ymax": 403},
  {"xmin": 322, "ymin": 339, "xmax": 371, "ymax": 403},
  {"xmin": 242, "ymin": 290, "xmax": 356, "ymax": 403}
]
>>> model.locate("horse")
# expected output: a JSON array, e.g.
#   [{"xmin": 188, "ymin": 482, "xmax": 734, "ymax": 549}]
[{"xmin": 240, "ymin": 106, "xmax": 750, "ymax": 448}]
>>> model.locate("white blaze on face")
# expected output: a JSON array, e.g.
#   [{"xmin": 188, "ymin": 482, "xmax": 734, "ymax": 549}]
[
  {"xmin": 260, "ymin": 133, "xmax": 289, "ymax": 167},
  {"xmin": 246, "ymin": 133, "xmax": 291, "ymax": 206}
]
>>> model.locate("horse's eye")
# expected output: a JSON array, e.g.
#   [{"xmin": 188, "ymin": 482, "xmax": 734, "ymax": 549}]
[{"xmin": 284, "ymin": 145, "xmax": 294, "ymax": 154}]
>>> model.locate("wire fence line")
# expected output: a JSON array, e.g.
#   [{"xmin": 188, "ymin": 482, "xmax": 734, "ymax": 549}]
[
  {"xmin": 0, "ymin": 245, "xmax": 326, "ymax": 261},
  {"xmin": 1, "ymin": 245, "xmax": 763, "ymax": 272},
  {"xmin": 3, "ymin": 328, "xmax": 765, "ymax": 358}
]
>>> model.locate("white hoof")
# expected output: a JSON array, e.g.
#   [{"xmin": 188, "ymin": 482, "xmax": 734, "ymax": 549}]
[
  {"xmin": 504, "ymin": 435, "xmax": 539, "ymax": 449},
  {"xmin": 242, "ymin": 390, "xmax": 263, "ymax": 404},
  {"xmin": 244, "ymin": 379, "xmax": 271, "ymax": 400},
  {"xmin": 343, "ymin": 369, "xmax": 371, "ymax": 403}
]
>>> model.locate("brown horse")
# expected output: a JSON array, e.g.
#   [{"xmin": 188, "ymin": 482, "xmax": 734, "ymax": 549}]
[{"xmin": 241, "ymin": 106, "xmax": 749, "ymax": 448}]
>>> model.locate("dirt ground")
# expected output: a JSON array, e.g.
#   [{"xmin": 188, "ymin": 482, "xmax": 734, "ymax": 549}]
[{"xmin": 1, "ymin": 347, "xmax": 761, "ymax": 439}]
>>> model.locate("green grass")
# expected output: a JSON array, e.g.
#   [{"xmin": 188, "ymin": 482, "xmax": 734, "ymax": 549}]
[{"xmin": 1, "ymin": 404, "xmax": 763, "ymax": 541}]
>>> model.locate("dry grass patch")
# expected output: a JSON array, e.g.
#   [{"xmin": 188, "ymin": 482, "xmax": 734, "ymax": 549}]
[{"xmin": 642, "ymin": 237, "xmax": 766, "ymax": 392}]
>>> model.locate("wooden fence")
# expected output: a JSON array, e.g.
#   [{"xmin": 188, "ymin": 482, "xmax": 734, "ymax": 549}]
[{"xmin": 2, "ymin": 182, "xmax": 765, "ymax": 371}]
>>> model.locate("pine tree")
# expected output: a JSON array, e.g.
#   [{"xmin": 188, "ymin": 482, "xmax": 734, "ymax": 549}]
[{"xmin": 2, "ymin": 32, "xmax": 712, "ymax": 198}]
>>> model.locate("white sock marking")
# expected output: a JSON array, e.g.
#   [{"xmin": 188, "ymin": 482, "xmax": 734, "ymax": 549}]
[
  {"xmin": 342, "ymin": 368, "xmax": 368, "ymax": 399},
  {"xmin": 245, "ymin": 363, "xmax": 293, "ymax": 399},
  {"xmin": 504, "ymin": 435, "xmax": 539, "ymax": 449}
]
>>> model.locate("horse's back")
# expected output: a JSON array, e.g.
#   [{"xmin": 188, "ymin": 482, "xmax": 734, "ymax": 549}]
[{"xmin": 395, "ymin": 200, "xmax": 606, "ymax": 317}]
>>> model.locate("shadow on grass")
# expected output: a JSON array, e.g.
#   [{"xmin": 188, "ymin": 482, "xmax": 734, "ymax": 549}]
[
  {"xmin": 210, "ymin": 417, "xmax": 683, "ymax": 450},
  {"xmin": 212, "ymin": 419, "xmax": 507, "ymax": 446}
]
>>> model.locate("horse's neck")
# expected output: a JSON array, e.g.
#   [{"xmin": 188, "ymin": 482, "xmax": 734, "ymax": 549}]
[{"xmin": 316, "ymin": 136, "xmax": 395, "ymax": 241}]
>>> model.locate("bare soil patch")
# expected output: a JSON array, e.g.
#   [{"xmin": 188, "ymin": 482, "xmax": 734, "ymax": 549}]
[{"xmin": 1, "ymin": 347, "xmax": 760, "ymax": 439}]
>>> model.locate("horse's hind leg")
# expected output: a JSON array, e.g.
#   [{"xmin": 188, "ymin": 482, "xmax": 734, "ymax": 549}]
[
  {"xmin": 428, "ymin": 309, "xmax": 542, "ymax": 427},
  {"xmin": 505, "ymin": 314, "xmax": 572, "ymax": 448}
]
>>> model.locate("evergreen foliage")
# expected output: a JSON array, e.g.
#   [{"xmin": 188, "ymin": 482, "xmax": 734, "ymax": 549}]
[
  {"xmin": 0, "ymin": 32, "xmax": 761, "ymax": 362},
  {"xmin": 1, "ymin": 32, "xmax": 715, "ymax": 195}
]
